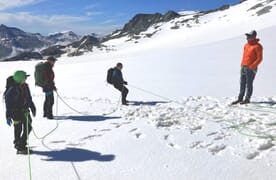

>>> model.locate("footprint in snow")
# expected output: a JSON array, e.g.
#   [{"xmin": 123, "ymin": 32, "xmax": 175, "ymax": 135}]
[
  {"xmin": 208, "ymin": 144, "xmax": 226, "ymax": 155},
  {"xmin": 135, "ymin": 133, "xmax": 146, "ymax": 139},
  {"xmin": 246, "ymin": 151, "xmax": 260, "ymax": 160},
  {"xmin": 67, "ymin": 142, "xmax": 86, "ymax": 147},
  {"xmin": 164, "ymin": 134, "xmax": 174, "ymax": 141},
  {"xmin": 189, "ymin": 125, "xmax": 202, "ymax": 134},
  {"xmin": 206, "ymin": 132, "xmax": 218, "ymax": 136},
  {"xmin": 168, "ymin": 142, "xmax": 181, "ymax": 149},
  {"xmin": 164, "ymin": 135, "xmax": 180, "ymax": 149},
  {"xmin": 258, "ymin": 142, "xmax": 274, "ymax": 151},
  {"xmin": 80, "ymin": 134, "xmax": 103, "ymax": 141},
  {"xmin": 50, "ymin": 140, "xmax": 66, "ymax": 144},
  {"xmin": 129, "ymin": 128, "xmax": 138, "ymax": 133}
]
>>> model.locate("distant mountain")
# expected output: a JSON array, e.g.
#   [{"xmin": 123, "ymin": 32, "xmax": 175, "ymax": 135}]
[
  {"xmin": 102, "ymin": 11, "xmax": 180, "ymax": 42},
  {"xmin": 0, "ymin": 24, "xmax": 47, "ymax": 60},
  {"xmin": 0, "ymin": 25, "xmax": 82, "ymax": 61},
  {"xmin": 46, "ymin": 31, "xmax": 81, "ymax": 45}
]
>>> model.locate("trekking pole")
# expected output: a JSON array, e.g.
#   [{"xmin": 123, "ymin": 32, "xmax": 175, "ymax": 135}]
[{"xmin": 25, "ymin": 112, "xmax": 33, "ymax": 180}]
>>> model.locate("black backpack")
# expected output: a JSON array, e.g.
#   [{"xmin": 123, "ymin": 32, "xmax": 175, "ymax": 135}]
[
  {"xmin": 34, "ymin": 62, "xmax": 47, "ymax": 87},
  {"xmin": 3, "ymin": 76, "xmax": 16, "ymax": 98},
  {"xmin": 106, "ymin": 68, "xmax": 114, "ymax": 84}
]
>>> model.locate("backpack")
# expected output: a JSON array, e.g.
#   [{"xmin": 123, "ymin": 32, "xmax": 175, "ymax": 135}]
[
  {"xmin": 4, "ymin": 76, "xmax": 16, "ymax": 96},
  {"xmin": 106, "ymin": 68, "xmax": 114, "ymax": 84},
  {"xmin": 34, "ymin": 62, "xmax": 46, "ymax": 87},
  {"xmin": 3, "ymin": 75, "xmax": 19, "ymax": 100}
]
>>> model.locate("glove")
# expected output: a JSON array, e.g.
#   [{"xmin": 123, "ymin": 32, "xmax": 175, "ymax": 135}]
[
  {"xmin": 6, "ymin": 118, "xmax": 12, "ymax": 126},
  {"xmin": 124, "ymin": 81, "xmax": 128, "ymax": 85}
]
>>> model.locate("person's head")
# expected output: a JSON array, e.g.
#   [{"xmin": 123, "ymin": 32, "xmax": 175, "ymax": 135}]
[
  {"xmin": 46, "ymin": 56, "xmax": 57, "ymax": 66},
  {"xmin": 245, "ymin": 30, "xmax": 257, "ymax": 42},
  {"xmin": 116, "ymin": 62, "xmax": 123, "ymax": 70},
  {"xmin": 13, "ymin": 70, "xmax": 30, "ymax": 84}
]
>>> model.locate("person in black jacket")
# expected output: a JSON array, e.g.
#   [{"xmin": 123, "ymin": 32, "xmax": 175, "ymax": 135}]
[
  {"xmin": 112, "ymin": 62, "xmax": 129, "ymax": 105},
  {"xmin": 5, "ymin": 70, "xmax": 36, "ymax": 154},
  {"xmin": 42, "ymin": 56, "xmax": 57, "ymax": 119}
]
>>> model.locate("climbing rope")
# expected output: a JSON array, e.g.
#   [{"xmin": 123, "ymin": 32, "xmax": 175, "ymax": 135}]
[{"xmin": 25, "ymin": 112, "xmax": 33, "ymax": 180}]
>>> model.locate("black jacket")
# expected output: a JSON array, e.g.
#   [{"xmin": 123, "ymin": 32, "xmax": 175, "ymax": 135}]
[
  {"xmin": 5, "ymin": 83, "xmax": 36, "ymax": 119},
  {"xmin": 112, "ymin": 68, "xmax": 126, "ymax": 86}
]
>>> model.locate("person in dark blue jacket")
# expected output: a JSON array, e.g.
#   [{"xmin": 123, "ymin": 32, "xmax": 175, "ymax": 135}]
[
  {"xmin": 112, "ymin": 62, "xmax": 129, "ymax": 105},
  {"xmin": 4, "ymin": 70, "xmax": 36, "ymax": 154}
]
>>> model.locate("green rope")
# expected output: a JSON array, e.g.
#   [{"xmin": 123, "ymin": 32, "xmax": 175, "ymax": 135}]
[{"xmin": 25, "ymin": 112, "xmax": 32, "ymax": 180}]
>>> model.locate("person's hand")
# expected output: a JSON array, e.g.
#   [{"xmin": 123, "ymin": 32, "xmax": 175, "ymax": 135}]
[
  {"xmin": 6, "ymin": 118, "xmax": 12, "ymax": 126},
  {"xmin": 124, "ymin": 81, "xmax": 128, "ymax": 85}
]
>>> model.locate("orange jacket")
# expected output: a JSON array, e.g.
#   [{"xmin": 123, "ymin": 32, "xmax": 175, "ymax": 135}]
[{"xmin": 241, "ymin": 39, "xmax": 263, "ymax": 70}]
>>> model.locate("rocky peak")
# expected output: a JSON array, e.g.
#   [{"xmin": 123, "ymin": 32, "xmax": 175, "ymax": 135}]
[{"xmin": 121, "ymin": 11, "xmax": 180, "ymax": 35}]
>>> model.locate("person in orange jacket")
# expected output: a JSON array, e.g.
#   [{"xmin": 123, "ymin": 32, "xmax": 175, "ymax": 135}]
[{"xmin": 232, "ymin": 30, "xmax": 263, "ymax": 105}]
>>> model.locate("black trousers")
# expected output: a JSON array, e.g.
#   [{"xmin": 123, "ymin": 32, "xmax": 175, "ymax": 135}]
[
  {"xmin": 13, "ymin": 111, "xmax": 32, "ymax": 149},
  {"xmin": 114, "ymin": 84, "xmax": 129, "ymax": 103},
  {"xmin": 43, "ymin": 91, "xmax": 54, "ymax": 116}
]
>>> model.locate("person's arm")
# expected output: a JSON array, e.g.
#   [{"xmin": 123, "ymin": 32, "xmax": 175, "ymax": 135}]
[{"xmin": 249, "ymin": 45, "xmax": 263, "ymax": 70}]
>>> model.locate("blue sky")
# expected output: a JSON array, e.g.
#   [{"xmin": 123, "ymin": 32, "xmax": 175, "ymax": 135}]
[{"xmin": 0, "ymin": 0, "xmax": 240, "ymax": 35}]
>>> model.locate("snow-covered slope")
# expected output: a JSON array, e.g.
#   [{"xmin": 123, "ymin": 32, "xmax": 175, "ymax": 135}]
[{"xmin": 103, "ymin": 0, "xmax": 276, "ymax": 52}]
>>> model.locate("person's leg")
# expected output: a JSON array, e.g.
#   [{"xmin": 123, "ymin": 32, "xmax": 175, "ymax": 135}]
[
  {"xmin": 21, "ymin": 113, "xmax": 33, "ymax": 149},
  {"xmin": 44, "ymin": 91, "xmax": 54, "ymax": 119},
  {"xmin": 245, "ymin": 68, "xmax": 256, "ymax": 101},
  {"xmin": 232, "ymin": 67, "xmax": 246, "ymax": 105},
  {"xmin": 238, "ymin": 68, "xmax": 247, "ymax": 101},
  {"xmin": 13, "ymin": 122, "xmax": 22, "ymax": 150},
  {"xmin": 113, "ymin": 84, "xmax": 128, "ymax": 104},
  {"xmin": 122, "ymin": 86, "xmax": 129, "ymax": 104}
]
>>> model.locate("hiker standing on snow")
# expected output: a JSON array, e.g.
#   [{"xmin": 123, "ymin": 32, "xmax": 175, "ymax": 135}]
[
  {"xmin": 42, "ymin": 56, "xmax": 57, "ymax": 119},
  {"xmin": 232, "ymin": 30, "xmax": 263, "ymax": 105},
  {"xmin": 4, "ymin": 70, "xmax": 36, "ymax": 154},
  {"xmin": 112, "ymin": 62, "xmax": 129, "ymax": 105}
]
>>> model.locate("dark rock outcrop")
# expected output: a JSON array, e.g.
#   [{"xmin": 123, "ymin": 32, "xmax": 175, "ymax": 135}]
[
  {"xmin": 40, "ymin": 45, "xmax": 66, "ymax": 57},
  {"xmin": 102, "ymin": 10, "xmax": 180, "ymax": 42}
]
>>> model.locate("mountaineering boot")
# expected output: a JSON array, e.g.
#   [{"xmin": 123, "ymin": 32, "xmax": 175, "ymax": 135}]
[
  {"xmin": 231, "ymin": 99, "xmax": 243, "ymax": 105},
  {"xmin": 122, "ymin": 99, "xmax": 129, "ymax": 105},
  {"xmin": 17, "ymin": 148, "xmax": 28, "ymax": 155},
  {"xmin": 47, "ymin": 114, "xmax": 54, "ymax": 119},
  {"xmin": 240, "ymin": 99, "xmax": 250, "ymax": 105},
  {"xmin": 122, "ymin": 102, "xmax": 128, "ymax": 106},
  {"xmin": 16, "ymin": 146, "xmax": 33, "ymax": 155},
  {"xmin": 17, "ymin": 149, "xmax": 33, "ymax": 155}
]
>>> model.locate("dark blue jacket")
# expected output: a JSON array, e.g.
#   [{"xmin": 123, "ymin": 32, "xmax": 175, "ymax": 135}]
[
  {"xmin": 5, "ymin": 83, "xmax": 36, "ymax": 119},
  {"xmin": 112, "ymin": 68, "xmax": 126, "ymax": 86}
]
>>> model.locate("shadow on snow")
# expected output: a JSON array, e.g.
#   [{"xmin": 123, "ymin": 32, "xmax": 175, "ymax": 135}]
[
  {"xmin": 53, "ymin": 115, "xmax": 121, "ymax": 122},
  {"xmin": 129, "ymin": 100, "xmax": 168, "ymax": 106},
  {"xmin": 33, "ymin": 147, "xmax": 115, "ymax": 162},
  {"xmin": 252, "ymin": 101, "xmax": 276, "ymax": 106}
]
